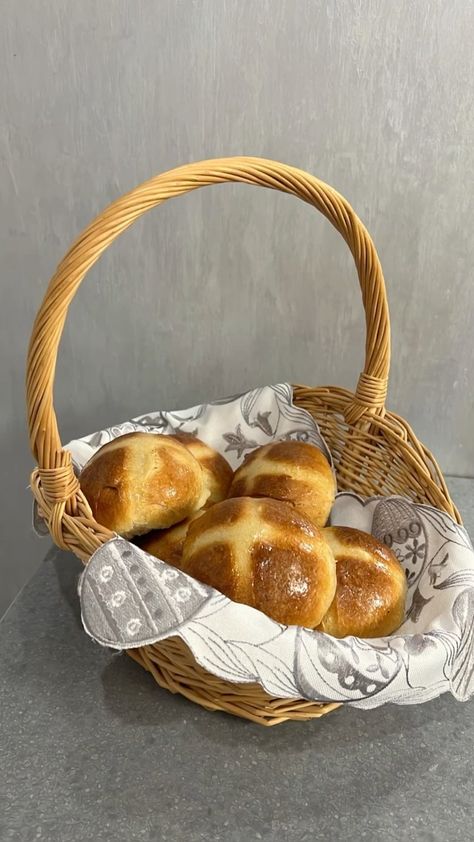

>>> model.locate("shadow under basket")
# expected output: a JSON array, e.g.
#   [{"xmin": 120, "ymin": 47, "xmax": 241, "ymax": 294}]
[{"xmin": 26, "ymin": 157, "xmax": 461, "ymax": 726}]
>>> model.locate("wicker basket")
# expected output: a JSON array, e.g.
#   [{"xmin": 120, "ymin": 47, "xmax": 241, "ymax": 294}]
[{"xmin": 26, "ymin": 157, "xmax": 461, "ymax": 726}]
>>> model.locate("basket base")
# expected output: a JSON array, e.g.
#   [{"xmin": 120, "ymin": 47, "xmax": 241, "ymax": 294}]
[{"xmin": 126, "ymin": 637, "xmax": 340, "ymax": 726}]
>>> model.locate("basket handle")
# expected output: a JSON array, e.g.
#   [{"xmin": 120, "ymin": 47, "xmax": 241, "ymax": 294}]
[{"xmin": 27, "ymin": 156, "xmax": 390, "ymax": 476}]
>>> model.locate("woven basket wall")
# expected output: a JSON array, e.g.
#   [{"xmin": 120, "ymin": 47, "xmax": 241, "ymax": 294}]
[{"xmin": 26, "ymin": 158, "xmax": 460, "ymax": 725}]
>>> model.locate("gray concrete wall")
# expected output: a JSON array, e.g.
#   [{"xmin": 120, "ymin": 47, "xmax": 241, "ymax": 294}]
[{"xmin": 1, "ymin": 0, "xmax": 473, "ymax": 617}]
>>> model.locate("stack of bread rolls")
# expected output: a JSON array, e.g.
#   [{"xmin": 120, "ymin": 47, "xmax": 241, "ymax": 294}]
[{"xmin": 80, "ymin": 432, "xmax": 407, "ymax": 637}]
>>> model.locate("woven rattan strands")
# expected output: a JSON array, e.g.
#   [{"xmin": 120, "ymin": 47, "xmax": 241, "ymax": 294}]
[{"xmin": 26, "ymin": 158, "xmax": 460, "ymax": 724}]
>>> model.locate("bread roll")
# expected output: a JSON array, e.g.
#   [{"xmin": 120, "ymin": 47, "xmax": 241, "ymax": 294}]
[
  {"xmin": 318, "ymin": 526, "xmax": 407, "ymax": 638},
  {"xmin": 80, "ymin": 432, "xmax": 210, "ymax": 538},
  {"xmin": 171, "ymin": 433, "xmax": 232, "ymax": 505},
  {"xmin": 228, "ymin": 441, "xmax": 335, "ymax": 527},
  {"xmin": 180, "ymin": 497, "xmax": 337, "ymax": 627}
]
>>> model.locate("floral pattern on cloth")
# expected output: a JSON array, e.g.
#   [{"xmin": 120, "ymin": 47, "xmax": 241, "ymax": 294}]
[{"xmin": 64, "ymin": 383, "xmax": 332, "ymax": 474}]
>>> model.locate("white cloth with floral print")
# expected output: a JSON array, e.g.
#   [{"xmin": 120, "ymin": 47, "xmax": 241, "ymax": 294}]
[{"xmin": 53, "ymin": 384, "xmax": 474, "ymax": 708}]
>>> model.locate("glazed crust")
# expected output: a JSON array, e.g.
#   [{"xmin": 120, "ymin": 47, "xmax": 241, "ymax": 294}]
[
  {"xmin": 172, "ymin": 433, "xmax": 233, "ymax": 505},
  {"xmin": 180, "ymin": 496, "xmax": 337, "ymax": 627},
  {"xmin": 135, "ymin": 436, "xmax": 233, "ymax": 566},
  {"xmin": 228, "ymin": 441, "xmax": 335, "ymax": 527},
  {"xmin": 79, "ymin": 432, "xmax": 210, "ymax": 538},
  {"xmin": 318, "ymin": 526, "xmax": 407, "ymax": 638}
]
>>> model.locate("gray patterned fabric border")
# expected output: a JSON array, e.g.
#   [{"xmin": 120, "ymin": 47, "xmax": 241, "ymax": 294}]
[
  {"xmin": 72, "ymin": 384, "xmax": 474, "ymax": 708},
  {"xmin": 66, "ymin": 383, "xmax": 332, "ymax": 473}
]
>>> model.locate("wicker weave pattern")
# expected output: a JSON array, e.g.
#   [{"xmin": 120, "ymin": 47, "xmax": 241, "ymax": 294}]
[{"xmin": 26, "ymin": 158, "xmax": 459, "ymax": 724}]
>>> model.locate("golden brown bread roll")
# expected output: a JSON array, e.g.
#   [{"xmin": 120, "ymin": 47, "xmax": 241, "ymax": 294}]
[
  {"xmin": 318, "ymin": 526, "xmax": 407, "ymax": 638},
  {"xmin": 171, "ymin": 433, "xmax": 233, "ymax": 505},
  {"xmin": 180, "ymin": 497, "xmax": 337, "ymax": 627},
  {"xmin": 79, "ymin": 432, "xmax": 210, "ymax": 538},
  {"xmin": 228, "ymin": 440, "xmax": 336, "ymax": 527}
]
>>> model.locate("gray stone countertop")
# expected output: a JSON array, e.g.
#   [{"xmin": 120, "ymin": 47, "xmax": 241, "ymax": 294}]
[{"xmin": 1, "ymin": 477, "xmax": 473, "ymax": 842}]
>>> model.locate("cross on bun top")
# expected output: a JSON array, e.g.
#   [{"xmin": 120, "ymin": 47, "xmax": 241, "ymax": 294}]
[
  {"xmin": 79, "ymin": 432, "xmax": 210, "ymax": 538},
  {"xmin": 319, "ymin": 526, "xmax": 407, "ymax": 638},
  {"xmin": 171, "ymin": 433, "xmax": 233, "ymax": 505},
  {"xmin": 228, "ymin": 440, "xmax": 336, "ymax": 527},
  {"xmin": 180, "ymin": 496, "xmax": 337, "ymax": 628}
]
